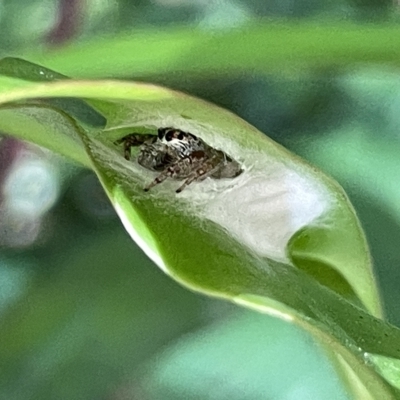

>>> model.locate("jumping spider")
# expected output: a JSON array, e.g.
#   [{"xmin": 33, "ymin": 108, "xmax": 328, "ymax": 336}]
[{"xmin": 115, "ymin": 127, "xmax": 243, "ymax": 193}]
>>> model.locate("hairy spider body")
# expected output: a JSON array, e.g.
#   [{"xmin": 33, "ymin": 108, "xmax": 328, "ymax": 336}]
[{"xmin": 115, "ymin": 127, "xmax": 242, "ymax": 192}]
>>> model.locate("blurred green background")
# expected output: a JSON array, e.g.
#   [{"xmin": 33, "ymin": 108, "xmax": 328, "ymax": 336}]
[{"xmin": 0, "ymin": 0, "xmax": 400, "ymax": 399}]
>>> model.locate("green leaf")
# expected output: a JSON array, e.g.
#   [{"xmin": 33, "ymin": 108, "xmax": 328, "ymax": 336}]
[
  {"xmin": 0, "ymin": 76, "xmax": 382, "ymax": 314},
  {"xmin": 0, "ymin": 58, "xmax": 106, "ymax": 128},
  {"xmin": 370, "ymin": 354, "xmax": 400, "ymax": 390},
  {"xmin": 1, "ymin": 62, "xmax": 400, "ymax": 398},
  {"xmin": 0, "ymin": 57, "xmax": 69, "ymax": 82},
  {"xmin": 0, "ymin": 104, "xmax": 91, "ymax": 167}
]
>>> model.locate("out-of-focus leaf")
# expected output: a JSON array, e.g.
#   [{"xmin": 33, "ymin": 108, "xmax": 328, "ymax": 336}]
[
  {"xmin": 21, "ymin": 23, "xmax": 400, "ymax": 79},
  {"xmin": 138, "ymin": 311, "xmax": 349, "ymax": 400},
  {"xmin": 0, "ymin": 229, "xmax": 204, "ymax": 400}
]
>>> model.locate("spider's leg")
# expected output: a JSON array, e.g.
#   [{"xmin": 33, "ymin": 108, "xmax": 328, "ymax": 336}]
[
  {"xmin": 175, "ymin": 156, "xmax": 220, "ymax": 193},
  {"xmin": 144, "ymin": 170, "xmax": 169, "ymax": 191},
  {"xmin": 114, "ymin": 134, "xmax": 155, "ymax": 160},
  {"xmin": 144, "ymin": 152, "xmax": 200, "ymax": 191},
  {"xmin": 144, "ymin": 160, "xmax": 184, "ymax": 191}
]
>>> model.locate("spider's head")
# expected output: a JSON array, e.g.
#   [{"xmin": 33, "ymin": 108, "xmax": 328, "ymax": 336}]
[
  {"xmin": 157, "ymin": 127, "xmax": 200, "ymax": 156},
  {"xmin": 158, "ymin": 127, "xmax": 196, "ymax": 141}
]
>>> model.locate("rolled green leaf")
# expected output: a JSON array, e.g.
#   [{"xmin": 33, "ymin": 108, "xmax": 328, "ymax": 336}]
[{"xmin": 0, "ymin": 59, "xmax": 399, "ymax": 398}]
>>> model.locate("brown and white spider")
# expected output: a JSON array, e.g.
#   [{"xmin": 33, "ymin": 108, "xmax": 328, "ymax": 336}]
[{"xmin": 115, "ymin": 127, "xmax": 243, "ymax": 193}]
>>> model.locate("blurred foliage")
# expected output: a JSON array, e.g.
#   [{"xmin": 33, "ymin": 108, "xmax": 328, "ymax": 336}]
[
  {"xmin": 138, "ymin": 311, "xmax": 349, "ymax": 400},
  {"xmin": 1, "ymin": 0, "xmax": 400, "ymax": 399}
]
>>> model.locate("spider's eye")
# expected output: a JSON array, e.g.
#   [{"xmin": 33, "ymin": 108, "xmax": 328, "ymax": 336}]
[
  {"xmin": 157, "ymin": 128, "xmax": 166, "ymax": 139},
  {"xmin": 165, "ymin": 131, "xmax": 174, "ymax": 141},
  {"xmin": 178, "ymin": 132, "xmax": 185, "ymax": 140}
]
